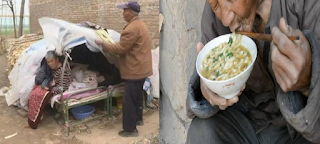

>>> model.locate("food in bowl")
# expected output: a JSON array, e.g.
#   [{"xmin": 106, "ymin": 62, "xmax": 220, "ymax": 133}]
[
  {"xmin": 201, "ymin": 33, "xmax": 252, "ymax": 81},
  {"xmin": 196, "ymin": 33, "xmax": 257, "ymax": 99}
]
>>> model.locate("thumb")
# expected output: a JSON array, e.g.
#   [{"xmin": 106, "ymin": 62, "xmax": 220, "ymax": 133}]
[
  {"xmin": 197, "ymin": 42, "xmax": 204, "ymax": 54},
  {"xmin": 95, "ymin": 39, "xmax": 104, "ymax": 45},
  {"xmin": 279, "ymin": 17, "xmax": 293, "ymax": 36}
]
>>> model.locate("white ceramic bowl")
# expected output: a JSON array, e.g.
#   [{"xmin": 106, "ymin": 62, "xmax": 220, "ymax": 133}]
[{"xmin": 196, "ymin": 34, "xmax": 257, "ymax": 99}]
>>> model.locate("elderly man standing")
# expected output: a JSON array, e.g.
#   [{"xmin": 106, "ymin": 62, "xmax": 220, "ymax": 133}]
[
  {"xmin": 187, "ymin": 0, "xmax": 320, "ymax": 144},
  {"xmin": 96, "ymin": 0, "xmax": 153, "ymax": 137}
]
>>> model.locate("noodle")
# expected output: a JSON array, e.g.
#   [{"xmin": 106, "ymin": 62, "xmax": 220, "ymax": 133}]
[{"xmin": 201, "ymin": 33, "xmax": 252, "ymax": 81}]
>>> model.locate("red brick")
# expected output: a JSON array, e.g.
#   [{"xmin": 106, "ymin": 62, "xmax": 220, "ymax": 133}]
[{"xmin": 29, "ymin": 0, "xmax": 159, "ymax": 48}]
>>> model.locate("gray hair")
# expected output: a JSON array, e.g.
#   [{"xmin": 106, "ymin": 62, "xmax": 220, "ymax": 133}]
[
  {"xmin": 133, "ymin": 11, "xmax": 139, "ymax": 16},
  {"xmin": 45, "ymin": 51, "xmax": 58, "ymax": 60}
]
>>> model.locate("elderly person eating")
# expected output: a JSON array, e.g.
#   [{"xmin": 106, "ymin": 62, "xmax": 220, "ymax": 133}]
[{"xmin": 186, "ymin": 0, "xmax": 320, "ymax": 143}]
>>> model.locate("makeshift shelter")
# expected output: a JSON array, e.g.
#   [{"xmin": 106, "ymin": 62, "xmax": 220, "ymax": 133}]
[
  {"xmin": 6, "ymin": 18, "xmax": 122, "ymax": 109},
  {"xmin": 3, "ymin": 18, "xmax": 125, "ymax": 135},
  {"xmin": 5, "ymin": 17, "xmax": 159, "ymax": 135}
]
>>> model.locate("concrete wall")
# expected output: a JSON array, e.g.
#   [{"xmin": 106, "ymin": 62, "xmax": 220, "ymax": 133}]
[
  {"xmin": 29, "ymin": 0, "xmax": 159, "ymax": 48},
  {"xmin": 159, "ymin": 0, "xmax": 205, "ymax": 144}
]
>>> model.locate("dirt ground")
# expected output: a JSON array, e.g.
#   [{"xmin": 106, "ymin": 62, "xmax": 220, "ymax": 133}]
[{"xmin": 0, "ymin": 53, "xmax": 159, "ymax": 144}]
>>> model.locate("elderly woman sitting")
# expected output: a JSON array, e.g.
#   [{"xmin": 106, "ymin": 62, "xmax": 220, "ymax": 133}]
[{"xmin": 28, "ymin": 51, "xmax": 72, "ymax": 129}]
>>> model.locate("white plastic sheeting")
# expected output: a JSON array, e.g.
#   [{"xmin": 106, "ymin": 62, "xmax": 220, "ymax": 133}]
[
  {"xmin": 39, "ymin": 17, "xmax": 120, "ymax": 68},
  {"xmin": 150, "ymin": 47, "xmax": 159, "ymax": 98},
  {"xmin": 6, "ymin": 40, "xmax": 54, "ymax": 109}
]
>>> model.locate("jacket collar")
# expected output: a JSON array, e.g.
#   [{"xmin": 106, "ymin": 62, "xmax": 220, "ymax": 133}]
[{"xmin": 124, "ymin": 16, "xmax": 139, "ymax": 29}]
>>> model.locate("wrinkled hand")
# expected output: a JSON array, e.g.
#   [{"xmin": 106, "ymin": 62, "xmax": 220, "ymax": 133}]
[
  {"xmin": 51, "ymin": 80, "xmax": 55, "ymax": 86},
  {"xmin": 271, "ymin": 18, "xmax": 312, "ymax": 94},
  {"xmin": 95, "ymin": 39, "xmax": 109, "ymax": 51},
  {"xmin": 197, "ymin": 42, "xmax": 244, "ymax": 110}
]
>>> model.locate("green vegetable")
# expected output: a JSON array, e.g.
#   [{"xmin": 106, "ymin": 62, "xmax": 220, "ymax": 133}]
[
  {"xmin": 228, "ymin": 37, "xmax": 233, "ymax": 45},
  {"xmin": 219, "ymin": 53, "xmax": 223, "ymax": 57},
  {"xmin": 206, "ymin": 67, "xmax": 209, "ymax": 71},
  {"xmin": 207, "ymin": 55, "xmax": 210, "ymax": 59},
  {"xmin": 235, "ymin": 28, "xmax": 239, "ymax": 32},
  {"xmin": 212, "ymin": 59, "xmax": 218, "ymax": 63},
  {"xmin": 216, "ymin": 71, "xmax": 220, "ymax": 77},
  {"xmin": 212, "ymin": 58, "xmax": 217, "ymax": 63},
  {"xmin": 212, "ymin": 47, "xmax": 217, "ymax": 51},
  {"xmin": 227, "ymin": 52, "xmax": 233, "ymax": 58}
]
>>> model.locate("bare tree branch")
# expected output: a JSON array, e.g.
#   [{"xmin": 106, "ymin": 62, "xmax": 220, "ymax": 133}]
[
  {"xmin": 0, "ymin": 0, "xmax": 11, "ymax": 9},
  {"xmin": 0, "ymin": 3, "xmax": 9, "ymax": 7},
  {"xmin": 1, "ymin": 0, "xmax": 13, "ymax": 9},
  {"xmin": 1, "ymin": 0, "xmax": 17, "ymax": 38},
  {"xmin": 5, "ymin": 0, "xmax": 9, "ymax": 7},
  {"xmin": 8, "ymin": 0, "xmax": 13, "ymax": 9}
]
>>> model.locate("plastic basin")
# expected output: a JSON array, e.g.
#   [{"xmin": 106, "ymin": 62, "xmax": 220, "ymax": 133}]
[{"xmin": 71, "ymin": 105, "xmax": 95, "ymax": 120}]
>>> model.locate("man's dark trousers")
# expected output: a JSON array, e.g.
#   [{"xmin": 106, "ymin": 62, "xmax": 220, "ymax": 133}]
[{"xmin": 123, "ymin": 78, "xmax": 146, "ymax": 132}]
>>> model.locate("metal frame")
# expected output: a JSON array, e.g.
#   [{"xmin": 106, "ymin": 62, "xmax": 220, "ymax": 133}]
[
  {"xmin": 107, "ymin": 82, "xmax": 125, "ymax": 116},
  {"xmin": 63, "ymin": 86, "xmax": 111, "ymax": 136},
  {"xmin": 108, "ymin": 82, "xmax": 125, "ymax": 98},
  {"xmin": 59, "ymin": 51, "xmax": 114, "ymax": 136}
]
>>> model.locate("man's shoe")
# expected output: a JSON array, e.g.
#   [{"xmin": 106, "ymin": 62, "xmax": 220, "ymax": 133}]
[
  {"xmin": 136, "ymin": 120, "xmax": 144, "ymax": 126},
  {"xmin": 118, "ymin": 129, "xmax": 139, "ymax": 137}
]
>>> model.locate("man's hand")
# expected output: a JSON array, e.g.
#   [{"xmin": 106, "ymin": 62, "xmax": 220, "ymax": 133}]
[
  {"xmin": 95, "ymin": 39, "xmax": 109, "ymax": 51},
  {"xmin": 271, "ymin": 18, "xmax": 312, "ymax": 95},
  {"xmin": 197, "ymin": 42, "xmax": 244, "ymax": 110}
]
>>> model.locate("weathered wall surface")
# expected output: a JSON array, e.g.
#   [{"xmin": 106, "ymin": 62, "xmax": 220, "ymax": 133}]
[
  {"xmin": 29, "ymin": 0, "xmax": 159, "ymax": 48},
  {"xmin": 159, "ymin": 0, "xmax": 205, "ymax": 144}
]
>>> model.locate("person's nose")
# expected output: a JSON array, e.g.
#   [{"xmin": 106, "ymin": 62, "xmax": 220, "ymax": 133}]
[{"xmin": 221, "ymin": 9, "xmax": 235, "ymax": 27}]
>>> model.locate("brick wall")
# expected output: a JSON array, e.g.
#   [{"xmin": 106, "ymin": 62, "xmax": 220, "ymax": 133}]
[{"xmin": 29, "ymin": 0, "xmax": 159, "ymax": 48}]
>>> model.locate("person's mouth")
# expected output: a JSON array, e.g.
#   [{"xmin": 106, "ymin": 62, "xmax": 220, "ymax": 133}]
[
  {"xmin": 235, "ymin": 26, "xmax": 243, "ymax": 32},
  {"xmin": 231, "ymin": 25, "xmax": 242, "ymax": 33}
]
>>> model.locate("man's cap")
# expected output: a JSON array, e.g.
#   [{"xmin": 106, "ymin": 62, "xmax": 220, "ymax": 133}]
[{"xmin": 117, "ymin": 1, "xmax": 140, "ymax": 13}]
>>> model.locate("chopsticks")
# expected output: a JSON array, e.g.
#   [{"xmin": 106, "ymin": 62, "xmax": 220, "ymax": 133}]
[{"xmin": 236, "ymin": 31, "xmax": 299, "ymax": 42}]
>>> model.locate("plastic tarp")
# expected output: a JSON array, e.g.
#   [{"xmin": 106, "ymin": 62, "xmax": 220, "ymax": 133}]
[
  {"xmin": 6, "ymin": 40, "xmax": 54, "ymax": 109},
  {"xmin": 39, "ymin": 17, "xmax": 120, "ymax": 68},
  {"xmin": 6, "ymin": 18, "xmax": 121, "ymax": 108},
  {"xmin": 150, "ymin": 47, "xmax": 159, "ymax": 98}
]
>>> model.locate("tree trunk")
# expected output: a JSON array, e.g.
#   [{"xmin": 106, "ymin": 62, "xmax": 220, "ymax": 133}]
[
  {"xmin": 19, "ymin": 0, "xmax": 25, "ymax": 37},
  {"xmin": 8, "ymin": 0, "xmax": 17, "ymax": 38},
  {"xmin": 11, "ymin": 9, "xmax": 16, "ymax": 38}
]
